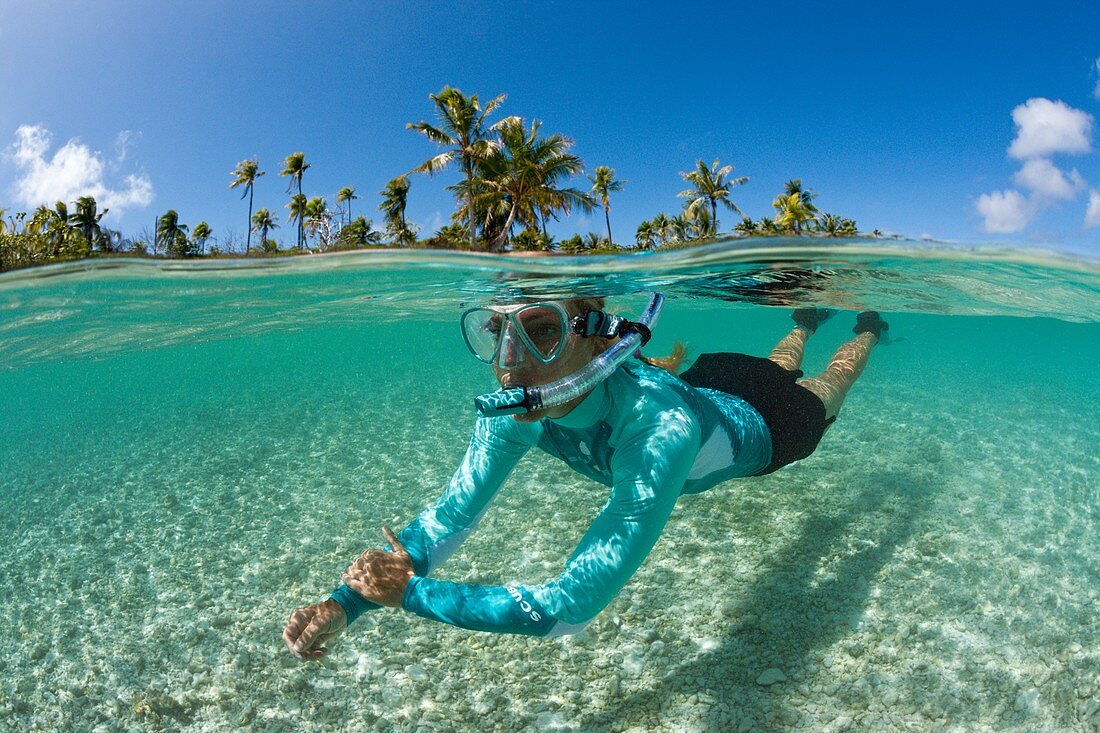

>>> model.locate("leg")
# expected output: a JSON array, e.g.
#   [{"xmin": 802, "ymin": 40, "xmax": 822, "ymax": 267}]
[
  {"xmin": 771, "ymin": 307, "xmax": 835, "ymax": 372},
  {"xmin": 797, "ymin": 332, "xmax": 878, "ymax": 421},
  {"xmin": 768, "ymin": 326, "xmax": 811, "ymax": 372}
]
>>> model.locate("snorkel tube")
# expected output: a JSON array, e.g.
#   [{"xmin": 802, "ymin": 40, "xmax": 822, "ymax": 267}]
[{"xmin": 474, "ymin": 293, "xmax": 665, "ymax": 417}]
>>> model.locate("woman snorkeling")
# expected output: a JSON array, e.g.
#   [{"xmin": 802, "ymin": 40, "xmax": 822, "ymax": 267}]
[{"xmin": 283, "ymin": 297, "xmax": 887, "ymax": 660}]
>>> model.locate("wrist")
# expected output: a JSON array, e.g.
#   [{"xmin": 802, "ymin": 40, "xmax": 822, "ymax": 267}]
[
  {"xmin": 323, "ymin": 599, "xmax": 348, "ymax": 628},
  {"xmin": 330, "ymin": 583, "xmax": 381, "ymax": 625}
]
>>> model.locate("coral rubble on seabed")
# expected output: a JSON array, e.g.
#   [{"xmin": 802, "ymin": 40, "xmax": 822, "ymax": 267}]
[{"xmin": 1, "ymin": 353, "xmax": 1098, "ymax": 732}]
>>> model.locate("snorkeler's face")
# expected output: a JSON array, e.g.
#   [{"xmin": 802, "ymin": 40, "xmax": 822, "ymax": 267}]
[{"xmin": 489, "ymin": 304, "xmax": 599, "ymax": 421}]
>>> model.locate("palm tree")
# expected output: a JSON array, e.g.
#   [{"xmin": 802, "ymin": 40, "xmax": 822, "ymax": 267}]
[
  {"xmin": 29, "ymin": 202, "xmax": 72, "ymax": 256},
  {"xmin": 817, "ymin": 212, "xmax": 841, "ymax": 237},
  {"xmin": 379, "ymin": 176, "xmax": 412, "ymax": 243},
  {"xmin": 192, "ymin": 221, "xmax": 213, "ymax": 254},
  {"xmin": 286, "ymin": 194, "xmax": 307, "ymax": 247},
  {"xmin": 157, "ymin": 210, "xmax": 190, "ymax": 257},
  {"xmin": 337, "ymin": 216, "xmax": 383, "ymax": 249},
  {"xmin": 783, "ymin": 179, "xmax": 818, "ymax": 214},
  {"xmin": 588, "ymin": 166, "xmax": 625, "ymax": 246},
  {"xmin": 651, "ymin": 212, "xmax": 676, "ymax": 247},
  {"xmin": 635, "ymin": 220, "xmax": 657, "ymax": 250},
  {"xmin": 678, "ymin": 158, "xmax": 748, "ymax": 234},
  {"xmin": 304, "ymin": 197, "xmax": 330, "ymax": 246},
  {"xmin": 772, "ymin": 191, "xmax": 816, "ymax": 233},
  {"xmin": 251, "ymin": 208, "xmax": 278, "ymax": 248},
  {"xmin": 229, "ymin": 159, "xmax": 265, "ymax": 254},
  {"xmin": 758, "ymin": 217, "xmax": 780, "ymax": 235},
  {"xmin": 280, "ymin": 152, "xmax": 310, "ymax": 248},
  {"xmin": 336, "ymin": 187, "xmax": 357, "ymax": 227},
  {"xmin": 471, "ymin": 117, "xmax": 594, "ymax": 251},
  {"xmin": 670, "ymin": 213, "xmax": 695, "ymax": 243},
  {"xmin": 734, "ymin": 217, "xmax": 758, "ymax": 237},
  {"xmin": 407, "ymin": 86, "xmax": 506, "ymax": 250},
  {"xmin": 70, "ymin": 196, "xmax": 108, "ymax": 251}
]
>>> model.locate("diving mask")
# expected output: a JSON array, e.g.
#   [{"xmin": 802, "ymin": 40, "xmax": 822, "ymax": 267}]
[
  {"xmin": 463, "ymin": 295, "xmax": 664, "ymax": 417},
  {"xmin": 461, "ymin": 302, "xmax": 572, "ymax": 367},
  {"xmin": 461, "ymin": 301, "xmax": 651, "ymax": 368}
]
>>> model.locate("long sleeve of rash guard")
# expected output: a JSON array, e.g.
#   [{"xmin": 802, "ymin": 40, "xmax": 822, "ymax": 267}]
[
  {"xmin": 401, "ymin": 406, "xmax": 701, "ymax": 636},
  {"xmin": 330, "ymin": 416, "xmax": 534, "ymax": 625}
]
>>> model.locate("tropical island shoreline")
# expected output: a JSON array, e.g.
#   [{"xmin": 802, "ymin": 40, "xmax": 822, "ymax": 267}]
[{"xmin": 1, "ymin": 86, "xmax": 876, "ymax": 274}]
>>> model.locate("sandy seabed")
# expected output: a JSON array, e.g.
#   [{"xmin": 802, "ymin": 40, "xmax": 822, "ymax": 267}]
[{"xmin": 1, "ymin": 344, "xmax": 1098, "ymax": 733}]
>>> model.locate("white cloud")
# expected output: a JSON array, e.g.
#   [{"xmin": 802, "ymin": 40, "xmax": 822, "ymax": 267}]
[
  {"xmin": 1094, "ymin": 58, "xmax": 1100, "ymax": 101},
  {"xmin": 4, "ymin": 124, "xmax": 154, "ymax": 217},
  {"xmin": 1012, "ymin": 158, "xmax": 1085, "ymax": 201},
  {"xmin": 975, "ymin": 189, "xmax": 1033, "ymax": 233},
  {"xmin": 1085, "ymin": 190, "xmax": 1100, "ymax": 228},
  {"xmin": 114, "ymin": 130, "xmax": 137, "ymax": 166},
  {"xmin": 1007, "ymin": 98, "xmax": 1093, "ymax": 160}
]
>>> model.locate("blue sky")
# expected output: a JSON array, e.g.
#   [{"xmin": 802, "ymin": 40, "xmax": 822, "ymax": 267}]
[{"xmin": 2, "ymin": 1, "xmax": 1100, "ymax": 255}]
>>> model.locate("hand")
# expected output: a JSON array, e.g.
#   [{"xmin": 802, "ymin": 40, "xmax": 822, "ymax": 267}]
[
  {"xmin": 341, "ymin": 526, "xmax": 415, "ymax": 608},
  {"xmin": 282, "ymin": 599, "xmax": 347, "ymax": 662}
]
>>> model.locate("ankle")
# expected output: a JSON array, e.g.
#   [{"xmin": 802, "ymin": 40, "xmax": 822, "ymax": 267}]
[{"xmin": 858, "ymin": 332, "xmax": 879, "ymax": 346}]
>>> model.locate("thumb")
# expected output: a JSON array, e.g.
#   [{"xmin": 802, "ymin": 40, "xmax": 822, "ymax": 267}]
[{"xmin": 382, "ymin": 525, "xmax": 408, "ymax": 558}]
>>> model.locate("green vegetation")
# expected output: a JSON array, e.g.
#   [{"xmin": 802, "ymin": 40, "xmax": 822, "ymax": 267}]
[
  {"xmin": 280, "ymin": 152, "xmax": 310, "ymax": 250},
  {"xmin": 379, "ymin": 175, "xmax": 414, "ymax": 246},
  {"xmin": 588, "ymin": 166, "xmax": 625, "ymax": 246},
  {"xmin": 678, "ymin": 158, "xmax": 747, "ymax": 235},
  {"xmin": 407, "ymin": 86, "xmax": 506, "ymax": 251},
  {"xmin": 229, "ymin": 158, "xmax": 264, "ymax": 254},
  {"xmin": 0, "ymin": 86, "xmax": 874, "ymax": 273}
]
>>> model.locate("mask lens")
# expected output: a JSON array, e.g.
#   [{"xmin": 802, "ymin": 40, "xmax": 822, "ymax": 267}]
[
  {"xmin": 516, "ymin": 305, "xmax": 567, "ymax": 361},
  {"xmin": 461, "ymin": 309, "xmax": 504, "ymax": 363}
]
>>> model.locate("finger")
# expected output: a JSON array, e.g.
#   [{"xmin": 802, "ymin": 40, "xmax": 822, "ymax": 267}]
[
  {"xmin": 296, "ymin": 614, "xmax": 329, "ymax": 653},
  {"xmin": 301, "ymin": 631, "xmax": 334, "ymax": 660},
  {"xmin": 342, "ymin": 571, "xmax": 368, "ymax": 591},
  {"xmin": 383, "ymin": 525, "xmax": 409, "ymax": 557},
  {"xmin": 342, "ymin": 573, "xmax": 373, "ymax": 600},
  {"xmin": 282, "ymin": 609, "xmax": 309, "ymax": 648},
  {"xmin": 343, "ymin": 562, "xmax": 370, "ymax": 581}
]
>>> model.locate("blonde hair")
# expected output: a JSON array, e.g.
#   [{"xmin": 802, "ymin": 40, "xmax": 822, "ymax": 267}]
[{"xmin": 567, "ymin": 297, "xmax": 687, "ymax": 375}]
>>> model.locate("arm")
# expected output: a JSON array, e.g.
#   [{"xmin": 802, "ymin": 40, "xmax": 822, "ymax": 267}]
[
  {"xmin": 402, "ymin": 408, "xmax": 701, "ymax": 635},
  {"xmin": 331, "ymin": 416, "xmax": 536, "ymax": 624}
]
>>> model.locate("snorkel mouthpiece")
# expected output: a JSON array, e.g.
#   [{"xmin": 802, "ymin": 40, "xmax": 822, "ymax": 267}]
[
  {"xmin": 473, "ymin": 387, "xmax": 536, "ymax": 416},
  {"xmin": 474, "ymin": 293, "xmax": 665, "ymax": 417}
]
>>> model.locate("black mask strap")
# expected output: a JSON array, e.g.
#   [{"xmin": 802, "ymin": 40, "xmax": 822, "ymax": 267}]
[{"xmin": 571, "ymin": 310, "xmax": 653, "ymax": 347}]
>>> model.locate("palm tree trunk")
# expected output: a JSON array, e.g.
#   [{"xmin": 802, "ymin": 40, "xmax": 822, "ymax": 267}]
[
  {"xmin": 710, "ymin": 198, "xmax": 718, "ymax": 235},
  {"xmin": 491, "ymin": 204, "xmax": 518, "ymax": 252},
  {"xmin": 246, "ymin": 185, "xmax": 254, "ymax": 254},
  {"xmin": 604, "ymin": 205, "xmax": 613, "ymax": 246},
  {"xmin": 297, "ymin": 179, "xmax": 304, "ymax": 249},
  {"xmin": 464, "ymin": 161, "xmax": 477, "ymax": 251}
]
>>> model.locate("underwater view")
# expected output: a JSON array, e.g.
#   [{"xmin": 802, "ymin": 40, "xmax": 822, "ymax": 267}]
[{"xmin": 1, "ymin": 239, "xmax": 1098, "ymax": 733}]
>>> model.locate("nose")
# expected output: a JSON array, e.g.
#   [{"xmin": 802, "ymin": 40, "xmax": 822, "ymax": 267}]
[{"xmin": 497, "ymin": 323, "xmax": 525, "ymax": 368}]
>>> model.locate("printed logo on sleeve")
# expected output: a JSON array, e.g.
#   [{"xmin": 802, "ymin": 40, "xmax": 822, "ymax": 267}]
[{"xmin": 506, "ymin": 585, "xmax": 542, "ymax": 622}]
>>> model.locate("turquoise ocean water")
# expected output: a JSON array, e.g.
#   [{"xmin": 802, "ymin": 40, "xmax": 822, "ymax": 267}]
[{"xmin": 0, "ymin": 239, "xmax": 1097, "ymax": 732}]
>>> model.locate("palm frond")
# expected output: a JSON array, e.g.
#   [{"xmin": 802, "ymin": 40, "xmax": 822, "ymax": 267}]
[
  {"xmin": 410, "ymin": 151, "xmax": 457, "ymax": 175},
  {"xmin": 407, "ymin": 121, "xmax": 456, "ymax": 146}
]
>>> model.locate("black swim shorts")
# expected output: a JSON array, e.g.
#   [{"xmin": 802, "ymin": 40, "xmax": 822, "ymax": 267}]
[{"xmin": 678, "ymin": 352, "xmax": 834, "ymax": 475}]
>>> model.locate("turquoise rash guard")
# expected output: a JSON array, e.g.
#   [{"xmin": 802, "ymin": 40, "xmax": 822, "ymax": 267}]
[{"xmin": 330, "ymin": 360, "xmax": 772, "ymax": 636}]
